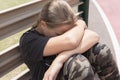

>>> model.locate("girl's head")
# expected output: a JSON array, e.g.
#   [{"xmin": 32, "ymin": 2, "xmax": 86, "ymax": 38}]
[{"xmin": 36, "ymin": 0, "xmax": 77, "ymax": 36}]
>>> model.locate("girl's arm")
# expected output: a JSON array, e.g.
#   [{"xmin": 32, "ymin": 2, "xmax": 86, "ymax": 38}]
[
  {"xmin": 43, "ymin": 20, "xmax": 86, "ymax": 56},
  {"xmin": 43, "ymin": 29, "xmax": 100, "ymax": 80},
  {"xmin": 54, "ymin": 29, "xmax": 100, "ymax": 63}
]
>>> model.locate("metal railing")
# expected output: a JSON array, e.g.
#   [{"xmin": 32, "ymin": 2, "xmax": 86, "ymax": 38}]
[
  {"xmin": 0, "ymin": 0, "xmax": 89, "ymax": 79},
  {"xmin": 78, "ymin": 0, "xmax": 89, "ymax": 25}
]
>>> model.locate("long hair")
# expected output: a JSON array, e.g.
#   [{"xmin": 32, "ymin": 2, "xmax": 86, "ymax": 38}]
[{"xmin": 36, "ymin": 0, "xmax": 77, "ymax": 28}]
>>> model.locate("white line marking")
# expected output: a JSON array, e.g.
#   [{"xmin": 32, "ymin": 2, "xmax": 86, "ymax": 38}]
[{"xmin": 92, "ymin": 0, "xmax": 120, "ymax": 73}]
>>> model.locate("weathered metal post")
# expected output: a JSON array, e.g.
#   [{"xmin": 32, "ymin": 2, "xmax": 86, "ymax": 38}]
[{"xmin": 78, "ymin": 0, "xmax": 89, "ymax": 25}]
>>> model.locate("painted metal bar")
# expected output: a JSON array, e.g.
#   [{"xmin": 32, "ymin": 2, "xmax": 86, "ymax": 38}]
[{"xmin": 78, "ymin": 0, "xmax": 89, "ymax": 25}]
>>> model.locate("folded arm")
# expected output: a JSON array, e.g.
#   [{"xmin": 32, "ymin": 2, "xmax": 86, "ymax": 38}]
[
  {"xmin": 43, "ymin": 20, "xmax": 86, "ymax": 56},
  {"xmin": 43, "ymin": 29, "xmax": 100, "ymax": 80},
  {"xmin": 53, "ymin": 29, "xmax": 100, "ymax": 63}
]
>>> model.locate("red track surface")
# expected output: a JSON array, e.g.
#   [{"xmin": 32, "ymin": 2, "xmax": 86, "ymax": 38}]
[{"xmin": 97, "ymin": 0, "xmax": 120, "ymax": 44}]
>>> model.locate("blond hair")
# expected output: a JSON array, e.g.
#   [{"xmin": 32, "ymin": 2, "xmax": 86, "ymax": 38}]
[{"xmin": 37, "ymin": 0, "xmax": 77, "ymax": 28}]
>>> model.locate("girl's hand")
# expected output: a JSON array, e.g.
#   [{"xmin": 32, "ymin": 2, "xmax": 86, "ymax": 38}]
[
  {"xmin": 43, "ymin": 62, "xmax": 63, "ymax": 80},
  {"xmin": 76, "ymin": 19, "xmax": 87, "ymax": 29}
]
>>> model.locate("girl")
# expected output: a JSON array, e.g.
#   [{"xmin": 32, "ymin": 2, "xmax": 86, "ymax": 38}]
[{"xmin": 20, "ymin": 0, "xmax": 120, "ymax": 80}]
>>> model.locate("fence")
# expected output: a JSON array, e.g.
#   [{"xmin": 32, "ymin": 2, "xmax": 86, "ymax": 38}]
[{"xmin": 0, "ymin": 0, "xmax": 89, "ymax": 79}]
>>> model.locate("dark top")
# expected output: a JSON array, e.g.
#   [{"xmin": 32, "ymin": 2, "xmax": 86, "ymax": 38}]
[{"xmin": 19, "ymin": 28, "xmax": 56, "ymax": 80}]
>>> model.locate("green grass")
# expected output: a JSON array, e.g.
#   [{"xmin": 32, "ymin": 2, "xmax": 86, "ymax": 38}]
[
  {"xmin": 0, "ymin": 0, "xmax": 32, "ymax": 10},
  {"xmin": 0, "ymin": 64, "xmax": 28, "ymax": 80},
  {"xmin": 0, "ymin": 29, "xmax": 29, "ymax": 52},
  {"xmin": 0, "ymin": 0, "xmax": 32, "ymax": 52}
]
